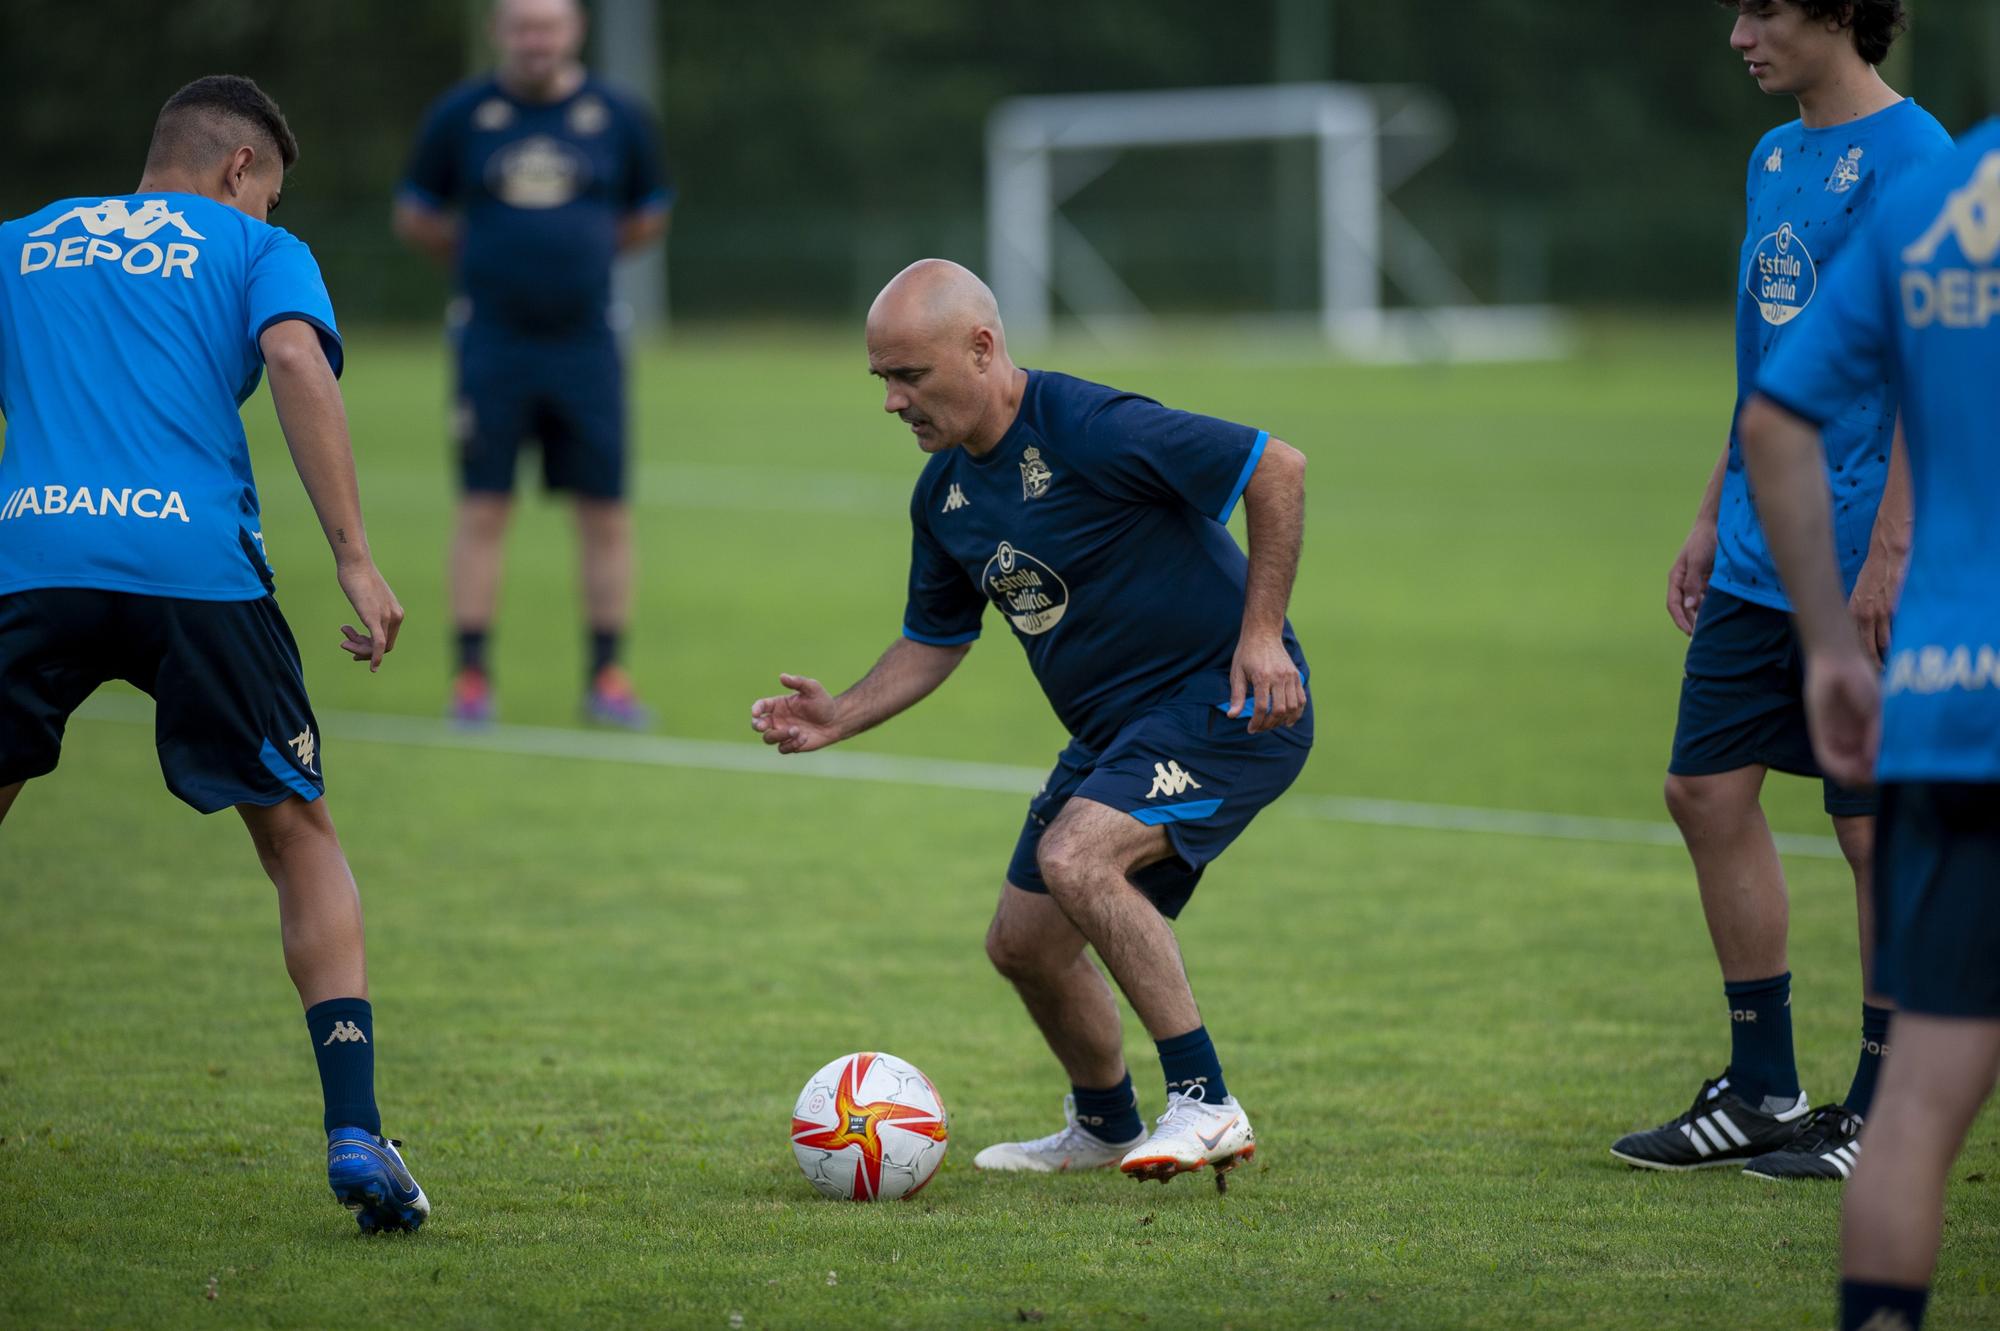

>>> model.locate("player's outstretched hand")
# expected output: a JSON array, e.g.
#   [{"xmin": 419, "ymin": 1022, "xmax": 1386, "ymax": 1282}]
[
  {"xmin": 1803, "ymin": 647, "xmax": 1880, "ymax": 788},
  {"xmin": 1668, "ymin": 520, "xmax": 1718, "ymax": 635},
  {"xmin": 336, "ymin": 558, "xmax": 404, "ymax": 673},
  {"xmin": 1229, "ymin": 634, "xmax": 1306, "ymax": 734},
  {"xmin": 751, "ymin": 674, "xmax": 843, "ymax": 754}
]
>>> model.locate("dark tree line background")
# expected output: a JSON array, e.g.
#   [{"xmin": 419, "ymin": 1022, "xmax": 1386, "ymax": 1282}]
[{"xmin": 4, "ymin": 0, "xmax": 1999, "ymax": 322}]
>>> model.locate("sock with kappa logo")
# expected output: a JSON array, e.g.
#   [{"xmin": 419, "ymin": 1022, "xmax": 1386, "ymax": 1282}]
[
  {"xmin": 1844, "ymin": 1002, "xmax": 1894, "ymax": 1117},
  {"xmin": 306, "ymin": 997, "xmax": 380, "ymax": 1136},
  {"xmin": 1156, "ymin": 1026, "xmax": 1229, "ymax": 1104},
  {"xmin": 1723, "ymin": 972, "xmax": 1800, "ymax": 1107},
  {"xmin": 1839, "ymin": 1279, "xmax": 1928, "ymax": 1331},
  {"xmin": 1071, "ymin": 1073, "xmax": 1143, "ymax": 1144}
]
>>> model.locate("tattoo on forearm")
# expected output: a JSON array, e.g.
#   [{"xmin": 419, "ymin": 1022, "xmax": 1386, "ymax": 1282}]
[{"xmin": 336, "ymin": 527, "xmax": 347, "ymax": 544}]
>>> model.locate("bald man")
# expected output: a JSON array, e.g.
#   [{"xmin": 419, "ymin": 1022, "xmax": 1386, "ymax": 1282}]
[
  {"xmin": 0, "ymin": 76, "xmax": 427, "ymax": 1232},
  {"xmin": 753, "ymin": 260, "xmax": 1312, "ymax": 1186},
  {"xmin": 395, "ymin": 0, "xmax": 672, "ymax": 728}
]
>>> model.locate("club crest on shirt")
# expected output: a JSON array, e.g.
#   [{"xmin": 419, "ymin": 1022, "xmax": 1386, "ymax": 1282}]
[
  {"xmin": 1747, "ymin": 221, "xmax": 1818, "ymax": 326},
  {"xmin": 981, "ymin": 540, "xmax": 1069, "ymax": 635},
  {"xmin": 1826, "ymin": 146, "xmax": 1864, "ymax": 194},
  {"xmin": 1020, "ymin": 445, "xmax": 1053, "ymax": 500},
  {"xmin": 568, "ymin": 95, "xmax": 609, "ymax": 136}
]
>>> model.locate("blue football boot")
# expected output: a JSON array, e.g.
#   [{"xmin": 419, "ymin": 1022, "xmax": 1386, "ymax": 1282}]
[{"xmin": 327, "ymin": 1127, "xmax": 431, "ymax": 1233}]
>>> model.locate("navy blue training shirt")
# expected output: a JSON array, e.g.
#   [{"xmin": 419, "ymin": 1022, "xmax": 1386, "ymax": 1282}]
[
  {"xmin": 0, "ymin": 194, "xmax": 341, "ymax": 599},
  {"xmin": 902, "ymin": 370, "xmax": 1307, "ymax": 752},
  {"xmin": 1757, "ymin": 120, "xmax": 2000, "ymax": 782},
  {"xmin": 399, "ymin": 75, "xmax": 671, "ymax": 333}
]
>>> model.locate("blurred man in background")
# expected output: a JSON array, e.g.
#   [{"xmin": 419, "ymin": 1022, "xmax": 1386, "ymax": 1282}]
[
  {"xmin": 0, "ymin": 75, "xmax": 426, "ymax": 1233},
  {"xmin": 394, "ymin": 0, "xmax": 672, "ymax": 728},
  {"xmin": 1740, "ymin": 116, "xmax": 2000, "ymax": 1331},
  {"xmin": 1613, "ymin": 0, "xmax": 1949, "ymax": 1179}
]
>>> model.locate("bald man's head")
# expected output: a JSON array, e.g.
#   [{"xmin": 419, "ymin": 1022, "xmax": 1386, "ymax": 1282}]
[
  {"xmin": 867, "ymin": 260, "xmax": 1020, "ymax": 455},
  {"xmin": 493, "ymin": 0, "xmax": 586, "ymax": 97}
]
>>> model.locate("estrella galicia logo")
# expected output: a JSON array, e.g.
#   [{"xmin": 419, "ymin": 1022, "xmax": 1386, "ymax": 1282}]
[
  {"xmin": 1747, "ymin": 222, "xmax": 1817, "ymax": 326},
  {"xmin": 981, "ymin": 540, "xmax": 1069, "ymax": 635},
  {"xmin": 487, "ymin": 136, "xmax": 592, "ymax": 210}
]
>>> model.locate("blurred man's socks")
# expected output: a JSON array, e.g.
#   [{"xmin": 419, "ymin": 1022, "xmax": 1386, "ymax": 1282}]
[
  {"xmin": 456, "ymin": 627, "xmax": 489, "ymax": 676},
  {"xmin": 1724, "ymin": 972, "xmax": 1799, "ymax": 1104},
  {"xmin": 1845, "ymin": 1003, "xmax": 1893, "ymax": 1116},
  {"xmin": 1840, "ymin": 1279, "xmax": 1927, "ymax": 1330},
  {"xmin": 1156, "ymin": 1026, "xmax": 1228, "ymax": 1102},
  {"xmin": 306, "ymin": 998, "xmax": 380, "ymax": 1136},
  {"xmin": 1072, "ymin": 1073, "xmax": 1143, "ymax": 1143},
  {"xmin": 589, "ymin": 628, "xmax": 621, "ymax": 678}
]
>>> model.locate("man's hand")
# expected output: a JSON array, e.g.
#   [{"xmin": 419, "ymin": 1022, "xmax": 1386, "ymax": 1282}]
[
  {"xmin": 1847, "ymin": 548, "xmax": 1905, "ymax": 670},
  {"xmin": 1228, "ymin": 633, "xmax": 1306, "ymax": 734},
  {"xmin": 336, "ymin": 559, "xmax": 404, "ymax": 672},
  {"xmin": 751, "ymin": 674, "xmax": 844, "ymax": 754},
  {"xmin": 1803, "ymin": 647, "xmax": 1881, "ymax": 788},
  {"xmin": 1668, "ymin": 520, "xmax": 1718, "ymax": 635}
]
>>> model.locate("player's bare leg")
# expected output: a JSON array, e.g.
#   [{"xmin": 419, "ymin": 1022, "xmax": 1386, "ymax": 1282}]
[
  {"xmin": 985, "ymin": 883, "xmax": 1126, "ymax": 1088},
  {"xmin": 448, "ymin": 493, "xmax": 511, "ymax": 722},
  {"xmin": 1835, "ymin": 814, "xmax": 1893, "ymax": 1008},
  {"xmin": 576, "ymin": 497, "xmax": 648, "ymax": 727},
  {"xmin": 1665, "ymin": 766, "xmax": 1790, "ymax": 981},
  {"xmin": 1037, "ymin": 797, "xmax": 1255, "ymax": 1187},
  {"xmin": 1842, "ymin": 1015, "xmax": 2000, "ymax": 1291},
  {"xmin": 239, "ymin": 796, "xmax": 366, "ymax": 1006},
  {"xmin": 0, "ymin": 780, "xmax": 22, "ymax": 825}
]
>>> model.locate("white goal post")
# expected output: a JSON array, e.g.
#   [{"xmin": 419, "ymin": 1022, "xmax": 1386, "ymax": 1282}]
[{"xmin": 985, "ymin": 82, "xmax": 1568, "ymax": 361}]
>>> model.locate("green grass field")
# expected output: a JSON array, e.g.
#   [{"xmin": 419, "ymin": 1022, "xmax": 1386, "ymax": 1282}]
[{"xmin": 3, "ymin": 323, "xmax": 1996, "ymax": 1329}]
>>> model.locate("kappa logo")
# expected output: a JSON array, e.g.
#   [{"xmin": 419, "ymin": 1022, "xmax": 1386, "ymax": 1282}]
[
  {"xmin": 1826, "ymin": 145, "xmax": 1864, "ymax": 194},
  {"xmin": 1765, "ymin": 146, "xmax": 1784, "ymax": 173},
  {"xmin": 1020, "ymin": 445, "xmax": 1053, "ymax": 500},
  {"xmin": 20, "ymin": 199, "xmax": 203, "ymax": 279},
  {"xmin": 941, "ymin": 483, "xmax": 970, "ymax": 513},
  {"xmin": 1146, "ymin": 761, "xmax": 1202, "ymax": 799},
  {"xmin": 288, "ymin": 728, "xmax": 318, "ymax": 774},
  {"xmin": 1903, "ymin": 150, "xmax": 2000, "ymax": 266},
  {"xmin": 321, "ymin": 1020, "xmax": 367, "ymax": 1046},
  {"xmin": 1747, "ymin": 221, "xmax": 1817, "ymax": 325}
]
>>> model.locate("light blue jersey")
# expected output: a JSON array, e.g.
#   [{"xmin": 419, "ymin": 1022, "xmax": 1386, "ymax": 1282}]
[
  {"xmin": 0, "ymin": 193, "xmax": 341, "ymax": 600},
  {"xmin": 1714, "ymin": 99, "xmax": 1950, "ymax": 611},
  {"xmin": 1758, "ymin": 119, "xmax": 2000, "ymax": 781}
]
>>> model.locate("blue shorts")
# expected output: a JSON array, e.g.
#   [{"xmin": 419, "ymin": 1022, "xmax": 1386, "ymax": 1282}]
[
  {"xmin": 1669, "ymin": 588, "xmax": 1876, "ymax": 817},
  {"xmin": 1874, "ymin": 782, "xmax": 2000, "ymax": 1018},
  {"xmin": 455, "ymin": 321, "xmax": 626, "ymax": 500},
  {"xmin": 0, "ymin": 588, "xmax": 323, "ymax": 813},
  {"xmin": 1006, "ymin": 695, "xmax": 1314, "ymax": 919}
]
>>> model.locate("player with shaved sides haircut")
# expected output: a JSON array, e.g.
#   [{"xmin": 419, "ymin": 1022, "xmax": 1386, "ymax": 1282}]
[
  {"xmin": 0, "ymin": 74, "xmax": 429, "ymax": 1233},
  {"xmin": 752, "ymin": 260, "xmax": 1312, "ymax": 1187}
]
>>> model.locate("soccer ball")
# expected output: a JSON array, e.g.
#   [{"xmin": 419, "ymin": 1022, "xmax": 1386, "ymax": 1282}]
[{"xmin": 790, "ymin": 1052, "xmax": 949, "ymax": 1201}]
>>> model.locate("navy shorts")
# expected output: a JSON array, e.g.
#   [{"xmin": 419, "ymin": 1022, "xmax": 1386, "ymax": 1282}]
[
  {"xmin": 1873, "ymin": 782, "xmax": 2000, "ymax": 1018},
  {"xmin": 1006, "ymin": 695, "xmax": 1314, "ymax": 919},
  {"xmin": 0, "ymin": 588, "xmax": 323, "ymax": 813},
  {"xmin": 455, "ymin": 321, "xmax": 626, "ymax": 500},
  {"xmin": 1670, "ymin": 587, "xmax": 1876, "ymax": 817}
]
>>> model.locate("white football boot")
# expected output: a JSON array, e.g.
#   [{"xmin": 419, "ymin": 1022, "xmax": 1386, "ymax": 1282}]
[
  {"xmin": 973, "ymin": 1095, "xmax": 1146, "ymax": 1173},
  {"xmin": 1119, "ymin": 1086, "xmax": 1256, "ymax": 1189}
]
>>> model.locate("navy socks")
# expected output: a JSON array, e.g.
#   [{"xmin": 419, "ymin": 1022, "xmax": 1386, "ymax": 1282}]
[
  {"xmin": 1724, "ymin": 972, "xmax": 1800, "ymax": 1105},
  {"xmin": 1156, "ymin": 1026, "xmax": 1228, "ymax": 1103},
  {"xmin": 306, "ymin": 997, "xmax": 380, "ymax": 1136},
  {"xmin": 1072, "ymin": 1073, "xmax": 1142, "ymax": 1144},
  {"xmin": 1841, "ymin": 1280, "xmax": 1928, "ymax": 1330},
  {"xmin": 1845, "ymin": 1003, "xmax": 1892, "ymax": 1117}
]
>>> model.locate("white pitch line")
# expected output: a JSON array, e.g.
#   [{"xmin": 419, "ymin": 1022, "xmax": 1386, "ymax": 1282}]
[{"xmin": 70, "ymin": 696, "xmax": 1843, "ymax": 859}]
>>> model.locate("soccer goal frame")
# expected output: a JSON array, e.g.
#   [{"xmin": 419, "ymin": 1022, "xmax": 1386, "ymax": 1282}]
[{"xmin": 985, "ymin": 82, "xmax": 1567, "ymax": 361}]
